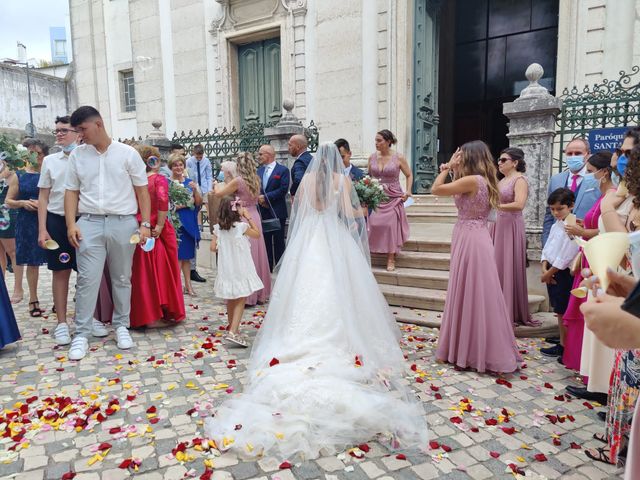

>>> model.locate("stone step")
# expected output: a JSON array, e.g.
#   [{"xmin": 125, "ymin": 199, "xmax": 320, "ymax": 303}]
[
  {"xmin": 379, "ymin": 283, "xmax": 546, "ymax": 313},
  {"xmin": 412, "ymin": 195, "xmax": 456, "ymax": 205},
  {"xmin": 390, "ymin": 306, "xmax": 558, "ymax": 339},
  {"xmin": 406, "ymin": 211, "xmax": 458, "ymax": 224},
  {"xmin": 372, "ymin": 251, "xmax": 450, "ymax": 271},
  {"xmin": 403, "ymin": 237, "xmax": 452, "ymax": 253},
  {"xmin": 373, "ymin": 267, "xmax": 449, "ymax": 290},
  {"xmin": 408, "ymin": 203, "xmax": 458, "ymax": 214}
]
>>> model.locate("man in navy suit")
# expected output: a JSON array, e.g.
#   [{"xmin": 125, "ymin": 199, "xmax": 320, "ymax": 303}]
[
  {"xmin": 289, "ymin": 134, "xmax": 313, "ymax": 196},
  {"xmin": 335, "ymin": 138, "xmax": 364, "ymax": 182},
  {"xmin": 257, "ymin": 144, "xmax": 290, "ymax": 271},
  {"xmin": 542, "ymin": 138, "xmax": 600, "ymax": 247}
]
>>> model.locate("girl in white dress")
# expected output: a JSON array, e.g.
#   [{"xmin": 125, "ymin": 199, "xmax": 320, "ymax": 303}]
[{"xmin": 211, "ymin": 196, "xmax": 263, "ymax": 347}]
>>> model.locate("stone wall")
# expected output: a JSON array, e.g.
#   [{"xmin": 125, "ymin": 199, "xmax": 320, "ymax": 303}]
[{"xmin": 0, "ymin": 63, "xmax": 75, "ymax": 141}]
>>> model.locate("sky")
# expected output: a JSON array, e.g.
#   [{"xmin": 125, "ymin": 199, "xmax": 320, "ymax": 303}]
[{"xmin": 0, "ymin": 0, "xmax": 71, "ymax": 63}]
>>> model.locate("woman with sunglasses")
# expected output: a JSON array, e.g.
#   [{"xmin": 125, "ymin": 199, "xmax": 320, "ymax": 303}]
[
  {"xmin": 493, "ymin": 147, "xmax": 536, "ymax": 327},
  {"xmin": 129, "ymin": 146, "xmax": 185, "ymax": 328}
]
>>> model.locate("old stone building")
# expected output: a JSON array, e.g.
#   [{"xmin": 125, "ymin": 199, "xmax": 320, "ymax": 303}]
[{"xmin": 70, "ymin": 0, "xmax": 640, "ymax": 191}]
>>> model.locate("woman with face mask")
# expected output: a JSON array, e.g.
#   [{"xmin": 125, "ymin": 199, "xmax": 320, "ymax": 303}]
[{"xmin": 561, "ymin": 151, "xmax": 614, "ymax": 375}]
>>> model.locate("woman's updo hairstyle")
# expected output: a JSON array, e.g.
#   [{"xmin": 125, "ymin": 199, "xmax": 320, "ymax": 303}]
[{"xmin": 377, "ymin": 129, "xmax": 397, "ymax": 146}]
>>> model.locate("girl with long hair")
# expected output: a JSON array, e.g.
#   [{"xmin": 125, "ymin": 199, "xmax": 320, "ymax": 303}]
[
  {"xmin": 210, "ymin": 196, "xmax": 263, "ymax": 347},
  {"xmin": 432, "ymin": 140, "xmax": 521, "ymax": 373},
  {"xmin": 214, "ymin": 152, "xmax": 271, "ymax": 305}
]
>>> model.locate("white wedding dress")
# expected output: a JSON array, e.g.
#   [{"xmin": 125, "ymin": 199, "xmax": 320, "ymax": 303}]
[{"xmin": 205, "ymin": 143, "xmax": 429, "ymax": 460}]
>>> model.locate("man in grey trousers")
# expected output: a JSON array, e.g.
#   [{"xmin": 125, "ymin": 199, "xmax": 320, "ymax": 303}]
[{"xmin": 64, "ymin": 106, "xmax": 151, "ymax": 360}]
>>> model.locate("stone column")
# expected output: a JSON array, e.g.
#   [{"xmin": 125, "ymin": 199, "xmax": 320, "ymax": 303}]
[
  {"xmin": 503, "ymin": 64, "xmax": 562, "ymax": 261},
  {"xmin": 143, "ymin": 120, "xmax": 172, "ymax": 162},
  {"xmin": 264, "ymin": 100, "xmax": 304, "ymax": 168}
]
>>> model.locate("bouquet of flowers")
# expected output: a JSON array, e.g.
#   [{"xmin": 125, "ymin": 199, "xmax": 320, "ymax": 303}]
[
  {"xmin": 168, "ymin": 180, "xmax": 195, "ymax": 240},
  {"xmin": 0, "ymin": 135, "xmax": 37, "ymax": 171},
  {"xmin": 354, "ymin": 175, "xmax": 388, "ymax": 212}
]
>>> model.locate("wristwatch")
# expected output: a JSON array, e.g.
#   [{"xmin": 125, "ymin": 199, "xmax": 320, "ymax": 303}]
[{"xmin": 141, "ymin": 221, "xmax": 151, "ymax": 228}]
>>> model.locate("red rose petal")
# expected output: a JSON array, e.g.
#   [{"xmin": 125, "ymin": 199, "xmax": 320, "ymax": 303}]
[
  {"xmin": 501, "ymin": 427, "xmax": 516, "ymax": 435},
  {"xmin": 441, "ymin": 444, "xmax": 452, "ymax": 452},
  {"xmin": 434, "ymin": 393, "xmax": 443, "ymax": 400},
  {"xmin": 430, "ymin": 384, "xmax": 439, "ymax": 392},
  {"xmin": 415, "ymin": 377, "xmax": 425, "ymax": 384},
  {"xmin": 450, "ymin": 416, "xmax": 463, "ymax": 424},
  {"xmin": 200, "ymin": 468, "xmax": 213, "ymax": 480},
  {"xmin": 490, "ymin": 451, "xmax": 500, "ymax": 458},
  {"xmin": 119, "ymin": 459, "xmax": 133, "ymax": 469},
  {"xmin": 61, "ymin": 473, "xmax": 76, "ymax": 480},
  {"xmin": 146, "ymin": 406, "xmax": 157, "ymax": 414},
  {"xmin": 269, "ymin": 358, "xmax": 280, "ymax": 367},
  {"xmin": 583, "ymin": 401, "xmax": 594, "ymax": 410},
  {"xmin": 485, "ymin": 418, "xmax": 498, "ymax": 426},
  {"xmin": 570, "ymin": 442, "xmax": 581, "ymax": 449},
  {"xmin": 97, "ymin": 442, "xmax": 112, "ymax": 451},
  {"xmin": 395, "ymin": 453, "xmax": 407, "ymax": 460},
  {"xmin": 149, "ymin": 417, "xmax": 160, "ymax": 424},
  {"xmin": 279, "ymin": 461, "xmax": 291, "ymax": 469},
  {"xmin": 553, "ymin": 438, "xmax": 561, "ymax": 446},
  {"xmin": 544, "ymin": 382, "xmax": 553, "ymax": 389},
  {"xmin": 534, "ymin": 453, "xmax": 548, "ymax": 462},
  {"xmin": 108, "ymin": 427, "xmax": 122, "ymax": 434},
  {"xmin": 429, "ymin": 441, "xmax": 440, "ymax": 450}
]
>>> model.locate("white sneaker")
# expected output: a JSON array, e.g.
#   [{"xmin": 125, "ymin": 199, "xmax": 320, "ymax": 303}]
[
  {"xmin": 68, "ymin": 337, "xmax": 89, "ymax": 361},
  {"xmin": 92, "ymin": 318, "xmax": 109, "ymax": 337},
  {"xmin": 115, "ymin": 326, "xmax": 134, "ymax": 350},
  {"xmin": 53, "ymin": 323, "xmax": 71, "ymax": 346}
]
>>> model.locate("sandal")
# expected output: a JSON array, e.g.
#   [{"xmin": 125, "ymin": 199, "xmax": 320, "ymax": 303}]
[
  {"xmin": 386, "ymin": 260, "xmax": 396, "ymax": 272},
  {"xmin": 585, "ymin": 447, "xmax": 614, "ymax": 465},
  {"xmin": 593, "ymin": 432, "xmax": 607, "ymax": 444},
  {"xmin": 225, "ymin": 333, "xmax": 248, "ymax": 348},
  {"xmin": 29, "ymin": 301, "xmax": 43, "ymax": 318},
  {"xmin": 11, "ymin": 293, "xmax": 23, "ymax": 304}
]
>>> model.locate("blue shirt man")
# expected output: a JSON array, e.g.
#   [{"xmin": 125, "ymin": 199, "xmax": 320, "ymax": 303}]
[{"xmin": 186, "ymin": 144, "xmax": 213, "ymax": 195}]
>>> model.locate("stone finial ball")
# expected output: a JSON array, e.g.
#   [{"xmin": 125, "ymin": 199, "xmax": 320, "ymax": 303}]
[
  {"xmin": 525, "ymin": 63, "xmax": 544, "ymax": 83},
  {"xmin": 152, "ymin": 120, "xmax": 163, "ymax": 129},
  {"xmin": 282, "ymin": 99, "xmax": 294, "ymax": 112}
]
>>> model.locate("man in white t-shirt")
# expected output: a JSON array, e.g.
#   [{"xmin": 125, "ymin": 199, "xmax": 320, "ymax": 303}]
[{"xmin": 64, "ymin": 106, "xmax": 151, "ymax": 360}]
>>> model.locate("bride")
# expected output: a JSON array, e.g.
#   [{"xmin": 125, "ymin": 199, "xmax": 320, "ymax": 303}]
[{"xmin": 205, "ymin": 142, "xmax": 428, "ymax": 460}]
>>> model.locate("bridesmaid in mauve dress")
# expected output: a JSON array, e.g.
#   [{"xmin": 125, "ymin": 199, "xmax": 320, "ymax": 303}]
[
  {"xmin": 433, "ymin": 141, "xmax": 521, "ymax": 373},
  {"xmin": 214, "ymin": 154, "xmax": 271, "ymax": 306},
  {"xmin": 367, "ymin": 129, "xmax": 412, "ymax": 271},
  {"xmin": 492, "ymin": 147, "xmax": 537, "ymax": 327}
]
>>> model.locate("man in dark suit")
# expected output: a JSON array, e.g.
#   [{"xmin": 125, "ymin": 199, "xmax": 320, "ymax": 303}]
[
  {"xmin": 335, "ymin": 138, "xmax": 364, "ymax": 182},
  {"xmin": 257, "ymin": 144, "xmax": 290, "ymax": 271},
  {"xmin": 289, "ymin": 134, "xmax": 313, "ymax": 196}
]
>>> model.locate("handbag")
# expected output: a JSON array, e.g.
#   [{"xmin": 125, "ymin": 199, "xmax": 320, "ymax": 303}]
[{"xmin": 260, "ymin": 193, "xmax": 282, "ymax": 233}]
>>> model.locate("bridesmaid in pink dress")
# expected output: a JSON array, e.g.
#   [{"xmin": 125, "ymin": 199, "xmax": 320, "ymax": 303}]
[
  {"xmin": 562, "ymin": 151, "xmax": 614, "ymax": 370},
  {"xmin": 433, "ymin": 141, "xmax": 521, "ymax": 373},
  {"xmin": 367, "ymin": 130, "xmax": 412, "ymax": 271},
  {"xmin": 213, "ymin": 154, "xmax": 271, "ymax": 306},
  {"xmin": 493, "ymin": 148, "xmax": 538, "ymax": 326}
]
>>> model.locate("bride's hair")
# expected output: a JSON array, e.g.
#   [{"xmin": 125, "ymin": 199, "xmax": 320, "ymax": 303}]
[
  {"xmin": 217, "ymin": 195, "xmax": 241, "ymax": 230},
  {"xmin": 459, "ymin": 140, "xmax": 500, "ymax": 209}
]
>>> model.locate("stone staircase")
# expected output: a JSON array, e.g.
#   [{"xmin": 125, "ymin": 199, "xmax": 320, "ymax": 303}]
[{"xmin": 372, "ymin": 195, "xmax": 556, "ymax": 338}]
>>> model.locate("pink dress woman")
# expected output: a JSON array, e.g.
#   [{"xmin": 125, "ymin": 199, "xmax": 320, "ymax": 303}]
[
  {"xmin": 236, "ymin": 177, "xmax": 272, "ymax": 306},
  {"xmin": 492, "ymin": 176, "xmax": 537, "ymax": 326},
  {"xmin": 367, "ymin": 153, "xmax": 409, "ymax": 253},
  {"xmin": 562, "ymin": 194, "xmax": 605, "ymax": 371},
  {"xmin": 436, "ymin": 176, "xmax": 521, "ymax": 373}
]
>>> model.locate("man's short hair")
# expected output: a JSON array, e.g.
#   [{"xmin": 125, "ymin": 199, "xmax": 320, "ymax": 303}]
[
  {"xmin": 70, "ymin": 106, "xmax": 101, "ymax": 127},
  {"xmin": 334, "ymin": 138, "xmax": 350, "ymax": 152},
  {"xmin": 193, "ymin": 144, "xmax": 204, "ymax": 155},
  {"xmin": 170, "ymin": 143, "xmax": 184, "ymax": 151},
  {"xmin": 55, "ymin": 115, "xmax": 71, "ymax": 125},
  {"xmin": 565, "ymin": 137, "xmax": 590, "ymax": 153}
]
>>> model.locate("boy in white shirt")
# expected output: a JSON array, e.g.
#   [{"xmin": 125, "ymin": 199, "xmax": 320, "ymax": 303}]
[{"xmin": 540, "ymin": 187, "xmax": 580, "ymax": 359}]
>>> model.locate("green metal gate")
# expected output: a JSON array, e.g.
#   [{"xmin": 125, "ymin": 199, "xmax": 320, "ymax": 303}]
[{"xmin": 556, "ymin": 66, "xmax": 640, "ymax": 171}]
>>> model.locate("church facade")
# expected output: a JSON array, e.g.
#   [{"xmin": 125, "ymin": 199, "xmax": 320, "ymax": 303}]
[{"xmin": 70, "ymin": 0, "xmax": 640, "ymax": 191}]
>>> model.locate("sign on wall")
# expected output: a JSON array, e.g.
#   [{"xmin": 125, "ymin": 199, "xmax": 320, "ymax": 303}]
[{"xmin": 587, "ymin": 127, "xmax": 628, "ymax": 152}]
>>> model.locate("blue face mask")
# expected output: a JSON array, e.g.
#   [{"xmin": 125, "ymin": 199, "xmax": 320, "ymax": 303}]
[
  {"xmin": 617, "ymin": 154, "xmax": 628, "ymax": 177},
  {"xmin": 583, "ymin": 173, "xmax": 594, "ymax": 181},
  {"xmin": 217, "ymin": 171, "xmax": 225, "ymax": 182},
  {"xmin": 612, "ymin": 171, "xmax": 621, "ymax": 187},
  {"xmin": 62, "ymin": 143, "xmax": 77, "ymax": 153},
  {"xmin": 566, "ymin": 155, "xmax": 585, "ymax": 172}
]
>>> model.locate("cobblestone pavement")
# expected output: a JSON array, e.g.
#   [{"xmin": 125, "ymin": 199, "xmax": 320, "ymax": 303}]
[{"xmin": 0, "ymin": 269, "xmax": 625, "ymax": 480}]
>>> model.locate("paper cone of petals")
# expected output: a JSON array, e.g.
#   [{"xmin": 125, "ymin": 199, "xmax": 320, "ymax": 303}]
[{"xmin": 580, "ymin": 232, "xmax": 629, "ymax": 291}]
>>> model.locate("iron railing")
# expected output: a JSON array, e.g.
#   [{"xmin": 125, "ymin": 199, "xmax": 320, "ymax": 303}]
[{"xmin": 555, "ymin": 66, "xmax": 640, "ymax": 171}]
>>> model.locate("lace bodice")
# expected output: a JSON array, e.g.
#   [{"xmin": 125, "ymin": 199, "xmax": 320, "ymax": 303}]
[{"xmin": 455, "ymin": 175, "xmax": 491, "ymax": 222}]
